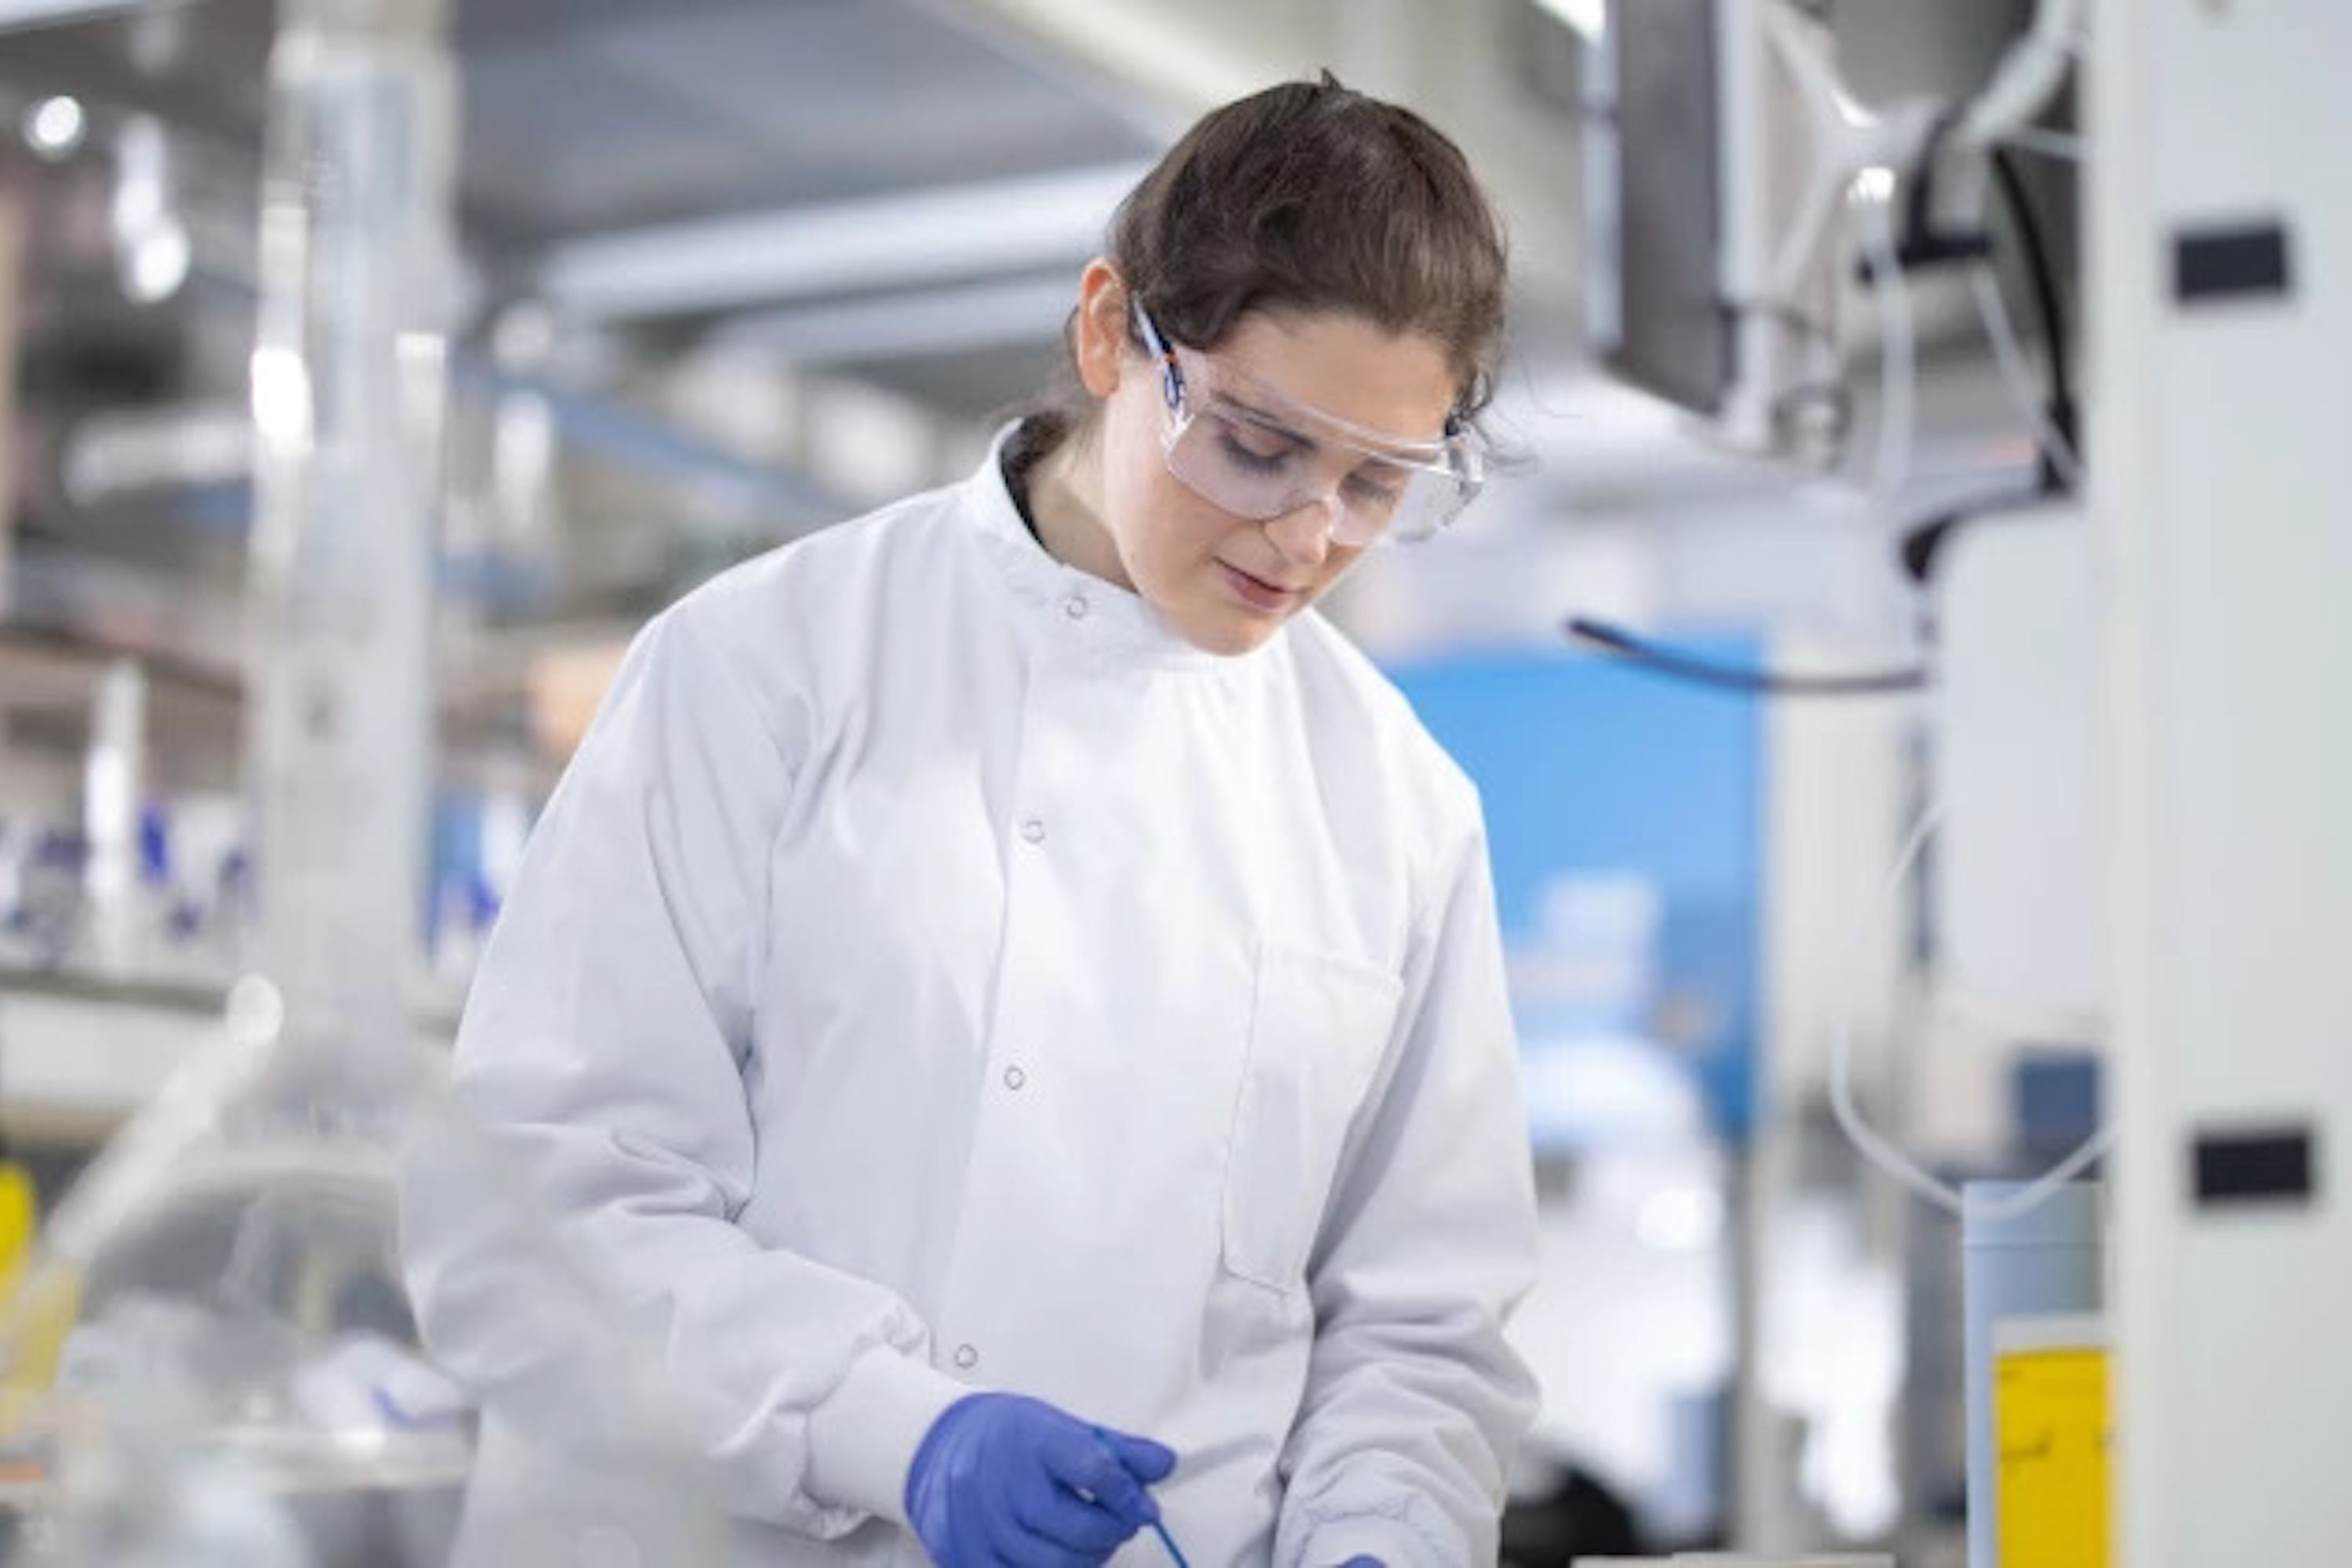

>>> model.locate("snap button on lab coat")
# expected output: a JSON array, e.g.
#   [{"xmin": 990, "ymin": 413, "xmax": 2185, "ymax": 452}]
[
  {"xmin": 1003, "ymin": 1065, "xmax": 1026, "ymax": 1091},
  {"xmin": 1019, "ymin": 818, "xmax": 1046, "ymax": 844},
  {"xmin": 953, "ymin": 1344, "xmax": 979, "ymax": 1370},
  {"xmin": 1062, "ymin": 593, "xmax": 1089, "ymax": 619}
]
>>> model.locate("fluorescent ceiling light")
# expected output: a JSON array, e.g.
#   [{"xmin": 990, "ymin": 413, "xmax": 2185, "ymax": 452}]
[
  {"xmin": 538, "ymin": 162, "xmax": 1149, "ymax": 325},
  {"xmin": 122, "ymin": 218, "xmax": 191, "ymax": 303},
  {"xmin": 24, "ymin": 94, "xmax": 84, "ymax": 157},
  {"xmin": 0, "ymin": 0, "xmax": 147, "ymax": 33},
  {"xmin": 720, "ymin": 274, "xmax": 1077, "ymax": 365},
  {"xmin": 1536, "ymin": 0, "xmax": 1605, "ymax": 41}
]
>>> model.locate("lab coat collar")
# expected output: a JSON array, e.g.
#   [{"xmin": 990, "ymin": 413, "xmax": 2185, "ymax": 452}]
[{"xmin": 966, "ymin": 424, "xmax": 1264, "ymax": 674}]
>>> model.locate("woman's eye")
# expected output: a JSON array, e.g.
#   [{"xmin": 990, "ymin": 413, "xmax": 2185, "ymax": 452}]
[
  {"xmin": 1343, "ymin": 470, "xmax": 1407, "ymax": 512},
  {"xmin": 1214, "ymin": 421, "xmax": 1296, "ymax": 473}
]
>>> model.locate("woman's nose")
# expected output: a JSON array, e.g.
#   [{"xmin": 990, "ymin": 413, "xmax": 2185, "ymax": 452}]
[{"xmin": 1262, "ymin": 494, "xmax": 1339, "ymax": 567}]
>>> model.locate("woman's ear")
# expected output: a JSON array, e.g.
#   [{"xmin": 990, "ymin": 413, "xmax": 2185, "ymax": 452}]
[{"xmin": 1071, "ymin": 259, "xmax": 1128, "ymax": 399}]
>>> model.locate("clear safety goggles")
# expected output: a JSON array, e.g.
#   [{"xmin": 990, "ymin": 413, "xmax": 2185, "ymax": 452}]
[{"xmin": 1134, "ymin": 305, "xmax": 1486, "ymax": 547}]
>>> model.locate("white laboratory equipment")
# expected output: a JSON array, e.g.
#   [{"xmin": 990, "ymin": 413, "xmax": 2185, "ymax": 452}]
[
  {"xmin": 2092, "ymin": 1, "xmax": 2352, "ymax": 1565},
  {"xmin": 0, "ymin": 0, "xmax": 729, "ymax": 1563},
  {"xmin": 77, "ymin": 662, "xmax": 143, "ymax": 978},
  {"xmin": 1584, "ymin": 0, "xmax": 2352, "ymax": 1561}
]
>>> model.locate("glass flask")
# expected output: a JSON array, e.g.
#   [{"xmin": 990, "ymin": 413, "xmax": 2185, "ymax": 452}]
[
  {"xmin": 0, "ymin": 982, "xmax": 731, "ymax": 1568},
  {"xmin": 0, "ymin": 2, "xmax": 731, "ymax": 1563}
]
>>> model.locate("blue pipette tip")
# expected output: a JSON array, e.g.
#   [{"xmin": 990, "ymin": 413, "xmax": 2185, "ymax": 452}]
[{"xmin": 1150, "ymin": 1517, "xmax": 1192, "ymax": 1568}]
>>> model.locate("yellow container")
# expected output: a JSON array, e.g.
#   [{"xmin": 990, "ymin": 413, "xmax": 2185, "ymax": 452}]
[{"xmin": 1994, "ymin": 1317, "xmax": 2111, "ymax": 1568}]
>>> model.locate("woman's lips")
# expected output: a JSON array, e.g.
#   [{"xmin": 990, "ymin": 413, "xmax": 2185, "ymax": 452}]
[{"xmin": 1218, "ymin": 561, "xmax": 1301, "ymax": 611}]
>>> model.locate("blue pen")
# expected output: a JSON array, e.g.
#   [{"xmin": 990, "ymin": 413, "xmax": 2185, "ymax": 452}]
[{"xmin": 1091, "ymin": 1425, "xmax": 1189, "ymax": 1566}]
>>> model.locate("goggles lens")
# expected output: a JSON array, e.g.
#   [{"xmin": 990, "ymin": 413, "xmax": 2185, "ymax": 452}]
[{"xmin": 1138, "ymin": 307, "xmax": 1483, "ymax": 546}]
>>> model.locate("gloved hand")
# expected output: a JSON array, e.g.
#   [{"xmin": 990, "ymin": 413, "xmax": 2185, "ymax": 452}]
[
  {"xmin": 1335, "ymin": 1559, "xmax": 1384, "ymax": 1567},
  {"xmin": 906, "ymin": 1392, "xmax": 1176, "ymax": 1566}
]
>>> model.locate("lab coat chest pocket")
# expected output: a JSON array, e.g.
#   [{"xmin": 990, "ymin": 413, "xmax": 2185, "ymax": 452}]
[{"xmin": 1221, "ymin": 938, "xmax": 1403, "ymax": 1294}]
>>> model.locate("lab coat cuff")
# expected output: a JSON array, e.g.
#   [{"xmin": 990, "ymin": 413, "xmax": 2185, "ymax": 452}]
[
  {"xmin": 804, "ymin": 1346, "xmax": 967, "ymax": 1528},
  {"xmin": 1293, "ymin": 1514, "xmax": 1451, "ymax": 1568}
]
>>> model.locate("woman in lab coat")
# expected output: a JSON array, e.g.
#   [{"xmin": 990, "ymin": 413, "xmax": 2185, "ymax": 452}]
[{"xmin": 415, "ymin": 75, "xmax": 1540, "ymax": 1568}]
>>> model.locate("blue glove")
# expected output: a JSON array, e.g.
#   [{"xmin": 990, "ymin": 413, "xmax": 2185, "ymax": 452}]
[
  {"xmin": 906, "ymin": 1392, "xmax": 1176, "ymax": 1566},
  {"xmin": 1337, "ymin": 1559, "xmax": 1384, "ymax": 1567}
]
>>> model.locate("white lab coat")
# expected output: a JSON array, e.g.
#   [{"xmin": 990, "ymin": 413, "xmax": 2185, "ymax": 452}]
[{"xmin": 413, "ymin": 434, "xmax": 1540, "ymax": 1567}]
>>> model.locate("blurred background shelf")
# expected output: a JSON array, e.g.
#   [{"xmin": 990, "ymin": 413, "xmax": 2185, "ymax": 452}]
[{"xmin": 0, "ymin": 964, "xmax": 463, "ymax": 1145}]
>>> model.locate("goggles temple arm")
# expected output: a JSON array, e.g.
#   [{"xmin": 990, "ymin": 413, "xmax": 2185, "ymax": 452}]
[{"xmin": 1132, "ymin": 303, "xmax": 1185, "ymax": 413}]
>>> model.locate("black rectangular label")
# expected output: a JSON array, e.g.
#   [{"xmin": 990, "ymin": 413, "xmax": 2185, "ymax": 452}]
[
  {"xmin": 2174, "ymin": 223, "xmax": 2292, "ymax": 304},
  {"xmin": 2194, "ymin": 1127, "xmax": 2315, "ymax": 1206}
]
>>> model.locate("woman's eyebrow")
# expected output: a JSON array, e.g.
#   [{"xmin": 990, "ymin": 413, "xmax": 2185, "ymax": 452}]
[
  {"xmin": 1208, "ymin": 390, "xmax": 1314, "ymax": 441},
  {"xmin": 1214, "ymin": 389, "xmax": 1443, "ymax": 460}
]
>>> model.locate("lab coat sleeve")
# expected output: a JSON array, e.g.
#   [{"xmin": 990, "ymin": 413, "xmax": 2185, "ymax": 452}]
[
  {"xmin": 1272, "ymin": 811, "xmax": 1541, "ymax": 1568},
  {"xmin": 408, "ymin": 601, "xmax": 964, "ymax": 1538}
]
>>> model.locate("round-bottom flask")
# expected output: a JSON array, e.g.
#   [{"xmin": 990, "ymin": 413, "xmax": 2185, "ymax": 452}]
[{"xmin": 0, "ymin": 980, "xmax": 731, "ymax": 1568}]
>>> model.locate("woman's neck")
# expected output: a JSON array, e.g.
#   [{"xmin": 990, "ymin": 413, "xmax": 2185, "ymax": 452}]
[{"xmin": 1027, "ymin": 430, "xmax": 1134, "ymax": 591}]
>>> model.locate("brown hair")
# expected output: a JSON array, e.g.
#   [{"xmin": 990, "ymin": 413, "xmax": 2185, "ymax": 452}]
[{"xmin": 1029, "ymin": 71, "xmax": 1509, "ymax": 454}]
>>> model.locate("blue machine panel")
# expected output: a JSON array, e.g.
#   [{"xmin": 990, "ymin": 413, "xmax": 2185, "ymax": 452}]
[{"xmin": 1386, "ymin": 641, "xmax": 1765, "ymax": 1148}]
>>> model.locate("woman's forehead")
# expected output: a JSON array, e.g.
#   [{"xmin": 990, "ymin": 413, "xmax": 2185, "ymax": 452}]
[{"xmin": 1203, "ymin": 310, "xmax": 1457, "ymax": 443}]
